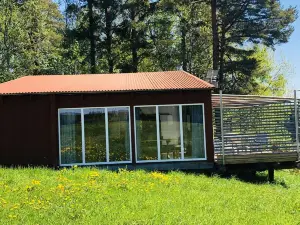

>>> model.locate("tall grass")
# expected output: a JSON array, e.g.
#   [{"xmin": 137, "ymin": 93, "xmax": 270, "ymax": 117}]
[{"xmin": 0, "ymin": 168, "xmax": 299, "ymax": 224}]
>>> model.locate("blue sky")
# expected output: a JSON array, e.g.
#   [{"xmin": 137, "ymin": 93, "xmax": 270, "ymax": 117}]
[{"xmin": 275, "ymin": 0, "xmax": 300, "ymax": 93}]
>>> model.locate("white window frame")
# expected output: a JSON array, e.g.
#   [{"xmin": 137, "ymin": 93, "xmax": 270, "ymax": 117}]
[
  {"xmin": 134, "ymin": 103, "xmax": 207, "ymax": 163},
  {"xmin": 58, "ymin": 106, "xmax": 132, "ymax": 166}
]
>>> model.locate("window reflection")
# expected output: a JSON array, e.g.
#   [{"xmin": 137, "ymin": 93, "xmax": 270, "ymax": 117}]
[
  {"xmin": 182, "ymin": 105, "xmax": 205, "ymax": 159},
  {"xmin": 135, "ymin": 107, "xmax": 158, "ymax": 161},
  {"xmin": 60, "ymin": 109, "xmax": 82, "ymax": 164},
  {"xmin": 135, "ymin": 104, "xmax": 206, "ymax": 162},
  {"xmin": 108, "ymin": 107, "xmax": 131, "ymax": 162},
  {"xmin": 84, "ymin": 108, "xmax": 106, "ymax": 163},
  {"xmin": 159, "ymin": 106, "xmax": 181, "ymax": 160}
]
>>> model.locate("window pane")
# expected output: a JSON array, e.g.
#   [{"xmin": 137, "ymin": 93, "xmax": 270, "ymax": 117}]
[
  {"xmin": 159, "ymin": 106, "xmax": 181, "ymax": 160},
  {"xmin": 108, "ymin": 107, "xmax": 130, "ymax": 162},
  {"xmin": 84, "ymin": 108, "xmax": 106, "ymax": 163},
  {"xmin": 60, "ymin": 109, "xmax": 82, "ymax": 164},
  {"xmin": 182, "ymin": 105, "xmax": 205, "ymax": 159},
  {"xmin": 135, "ymin": 107, "xmax": 158, "ymax": 161}
]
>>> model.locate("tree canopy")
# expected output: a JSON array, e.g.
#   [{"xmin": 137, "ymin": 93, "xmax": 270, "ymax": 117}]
[
  {"xmin": 0, "ymin": 0, "xmax": 297, "ymax": 96},
  {"xmin": 0, "ymin": 0, "xmax": 63, "ymax": 82}
]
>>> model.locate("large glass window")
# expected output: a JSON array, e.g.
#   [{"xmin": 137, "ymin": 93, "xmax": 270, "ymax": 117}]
[
  {"xmin": 59, "ymin": 107, "xmax": 131, "ymax": 165},
  {"xmin": 135, "ymin": 104, "xmax": 206, "ymax": 162},
  {"xmin": 108, "ymin": 108, "xmax": 131, "ymax": 162},
  {"xmin": 159, "ymin": 106, "xmax": 181, "ymax": 160},
  {"xmin": 135, "ymin": 107, "xmax": 157, "ymax": 161},
  {"xmin": 182, "ymin": 105, "xmax": 205, "ymax": 159},
  {"xmin": 60, "ymin": 109, "xmax": 82, "ymax": 164},
  {"xmin": 84, "ymin": 108, "xmax": 106, "ymax": 163}
]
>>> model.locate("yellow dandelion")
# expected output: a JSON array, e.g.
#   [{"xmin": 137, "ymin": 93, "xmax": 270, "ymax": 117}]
[
  {"xmin": 57, "ymin": 184, "xmax": 65, "ymax": 191},
  {"xmin": 89, "ymin": 171, "xmax": 100, "ymax": 178},
  {"xmin": 32, "ymin": 180, "xmax": 41, "ymax": 185}
]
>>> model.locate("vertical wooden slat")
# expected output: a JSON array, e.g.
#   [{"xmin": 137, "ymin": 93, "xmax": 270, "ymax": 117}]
[
  {"xmin": 295, "ymin": 91, "xmax": 300, "ymax": 161},
  {"xmin": 213, "ymin": 94, "xmax": 298, "ymax": 164}
]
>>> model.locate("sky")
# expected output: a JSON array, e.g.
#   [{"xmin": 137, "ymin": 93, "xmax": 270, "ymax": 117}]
[{"xmin": 275, "ymin": 0, "xmax": 300, "ymax": 94}]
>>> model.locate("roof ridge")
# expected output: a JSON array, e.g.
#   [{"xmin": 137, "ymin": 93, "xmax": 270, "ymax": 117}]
[{"xmin": 19, "ymin": 71, "xmax": 183, "ymax": 77}]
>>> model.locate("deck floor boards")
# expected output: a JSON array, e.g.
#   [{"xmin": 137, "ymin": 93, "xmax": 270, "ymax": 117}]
[{"xmin": 215, "ymin": 151, "xmax": 298, "ymax": 164}]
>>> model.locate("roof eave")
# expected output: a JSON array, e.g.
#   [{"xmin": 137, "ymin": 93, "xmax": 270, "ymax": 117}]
[{"xmin": 0, "ymin": 87, "xmax": 214, "ymax": 96}]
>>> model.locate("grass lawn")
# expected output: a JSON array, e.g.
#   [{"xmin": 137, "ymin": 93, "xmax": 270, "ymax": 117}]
[{"xmin": 0, "ymin": 168, "xmax": 299, "ymax": 225}]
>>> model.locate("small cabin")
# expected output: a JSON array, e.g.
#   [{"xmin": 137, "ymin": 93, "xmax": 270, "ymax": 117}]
[{"xmin": 0, "ymin": 71, "xmax": 215, "ymax": 170}]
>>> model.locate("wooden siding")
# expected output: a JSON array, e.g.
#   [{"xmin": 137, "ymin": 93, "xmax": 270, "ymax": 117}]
[{"xmin": 0, "ymin": 90, "xmax": 214, "ymax": 167}]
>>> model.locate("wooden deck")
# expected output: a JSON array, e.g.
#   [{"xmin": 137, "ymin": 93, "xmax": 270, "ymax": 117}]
[{"xmin": 215, "ymin": 151, "xmax": 298, "ymax": 165}]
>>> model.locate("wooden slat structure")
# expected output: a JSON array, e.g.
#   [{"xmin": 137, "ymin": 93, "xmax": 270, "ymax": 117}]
[
  {"xmin": 215, "ymin": 152, "xmax": 298, "ymax": 164},
  {"xmin": 212, "ymin": 94, "xmax": 299, "ymax": 165}
]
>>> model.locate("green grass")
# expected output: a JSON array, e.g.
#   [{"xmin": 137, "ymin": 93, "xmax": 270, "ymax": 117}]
[{"xmin": 0, "ymin": 168, "xmax": 299, "ymax": 225}]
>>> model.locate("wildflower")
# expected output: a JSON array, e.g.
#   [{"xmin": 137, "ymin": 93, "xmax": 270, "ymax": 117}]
[
  {"xmin": 8, "ymin": 214, "xmax": 17, "ymax": 219},
  {"xmin": 118, "ymin": 168, "xmax": 128, "ymax": 173},
  {"xmin": 89, "ymin": 171, "xmax": 100, "ymax": 178},
  {"xmin": 10, "ymin": 204, "xmax": 19, "ymax": 210},
  {"xmin": 57, "ymin": 184, "xmax": 65, "ymax": 191},
  {"xmin": 32, "ymin": 180, "xmax": 41, "ymax": 185},
  {"xmin": 150, "ymin": 172, "xmax": 169, "ymax": 181}
]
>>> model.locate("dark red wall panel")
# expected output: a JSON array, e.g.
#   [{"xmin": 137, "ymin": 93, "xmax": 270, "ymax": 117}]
[{"xmin": 0, "ymin": 90, "xmax": 214, "ymax": 167}]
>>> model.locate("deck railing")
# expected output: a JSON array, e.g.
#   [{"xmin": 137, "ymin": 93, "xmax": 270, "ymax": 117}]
[{"xmin": 212, "ymin": 93, "xmax": 300, "ymax": 165}]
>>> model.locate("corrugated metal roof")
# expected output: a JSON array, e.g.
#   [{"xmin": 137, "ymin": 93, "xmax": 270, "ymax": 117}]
[{"xmin": 0, "ymin": 71, "xmax": 214, "ymax": 95}]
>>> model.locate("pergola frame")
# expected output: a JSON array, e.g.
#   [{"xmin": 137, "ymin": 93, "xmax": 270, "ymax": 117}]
[{"xmin": 213, "ymin": 91, "xmax": 300, "ymax": 166}]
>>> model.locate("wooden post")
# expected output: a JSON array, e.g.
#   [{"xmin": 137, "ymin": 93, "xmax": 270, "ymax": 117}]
[
  {"xmin": 268, "ymin": 167, "xmax": 275, "ymax": 183},
  {"xmin": 294, "ymin": 90, "xmax": 300, "ymax": 161},
  {"xmin": 220, "ymin": 90, "xmax": 225, "ymax": 165}
]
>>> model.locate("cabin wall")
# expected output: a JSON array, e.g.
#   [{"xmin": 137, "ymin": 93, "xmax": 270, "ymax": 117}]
[
  {"xmin": 0, "ymin": 90, "xmax": 214, "ymax": 167},
  {"xmin": 0, "ymin": 95, "xmax": 53, "ymax": 166}
]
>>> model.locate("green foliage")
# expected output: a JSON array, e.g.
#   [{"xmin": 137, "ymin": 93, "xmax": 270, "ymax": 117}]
[
  {"xmin": 248, "ymin": 46, "xmax": 290, "ymax": 96},
  {"xmin": 0, "ymin": 0, "xmax": 297, "ymax": 96},
  {"xmin": 0, "ymin": 168, "xmax": 299, "ymax": 224},
  {"xmin": 224, "ymin": 45, "xmax": 290, "ymax": 96},
  {"xmin": 0, "ymin": 0, "xmax": 64, "ymax": 82},
  {"xmin": 217, "ymin": 0, "xmax": 297, "ymax": 93}
]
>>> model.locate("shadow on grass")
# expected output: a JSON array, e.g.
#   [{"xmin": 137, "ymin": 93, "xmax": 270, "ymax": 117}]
[
  {"xmin": 222, "ymin": 172, "xmax": 288, "ymax": 188},
  {"xmin": 178, "ymin": 170, "xmax": 289, "ymax": 188}
]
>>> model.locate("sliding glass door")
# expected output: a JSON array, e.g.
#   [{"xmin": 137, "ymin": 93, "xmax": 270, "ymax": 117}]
[
  {"xmin": 108, "ymin": 107, "xmax": 131, "ymax": 162},
  {"xmin": 60, "ymin": 109, "xmax": 82, "ymax": 165},
  {"xmin": 159, "ymin": 106, "xmax": 181, "ymax": 160},
  {"xmin": 59, "ymin": 104, "xmax": 206, "ymax": 165},
  {"xmin": 182, "ymin": 105, "xmax": 205, "ymax": 159},
  {"xmin": 135, "ymin": 104, "xmax": 206, "ymax": 162},
  {"xmin": 84, "ymin": 108, "xmax": 106, "ymax": 163},
  {"xmin": 59, "ymin": 107, "xmax": 131, "ymax": 166},
  {"xmin": 135, "ymin": 107, "xmax": 158, "ymax": 161}
]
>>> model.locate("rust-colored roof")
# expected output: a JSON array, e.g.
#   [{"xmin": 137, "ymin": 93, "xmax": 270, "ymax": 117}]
[{"xmin": 0, "ymin": 71, "xmax": 214, "ymax": 95}]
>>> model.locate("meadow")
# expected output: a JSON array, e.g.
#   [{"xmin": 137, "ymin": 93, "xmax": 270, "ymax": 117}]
[{"xmin": 0, "ymin": 168, "xmax": 299, "ymax": 225}]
